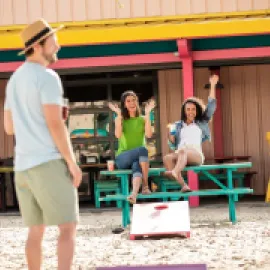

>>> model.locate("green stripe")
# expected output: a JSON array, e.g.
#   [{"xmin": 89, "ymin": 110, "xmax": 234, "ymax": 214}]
[
  {"xmin": 0, "ymin": 40, "xmax": 177, "ymax": 62},
  {"xmin": 0, "ymin": 50, "xmax": 20, "ymax": 62},
  {"xmin": 59, "ymin": 40, "xmax": 177, "ymax": 58},
  {"xmin": 192, "ymin": 34, "xmax": 270, "ymax": 51}
]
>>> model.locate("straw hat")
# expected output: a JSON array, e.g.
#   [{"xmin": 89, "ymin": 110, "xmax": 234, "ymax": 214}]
[{"xmin": 18, "ymin": 18, "xmax": 64, "ymax": 56}]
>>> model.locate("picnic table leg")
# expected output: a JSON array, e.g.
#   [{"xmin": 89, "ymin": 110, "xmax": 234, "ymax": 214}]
[
  {"xmin": 237, "ymin": 176, "xmax": 245, "ymax": 200},
  {"xmin": 160, "ymin": 181, "xmax": 167, "ymax": 202},
  {"xmin": 228, "ymin": 195, "xmax": 236, "ymax": 223},
  {"xmin": 227, "ymin": 169, "xmax": 237, "ymax": 223},
  {"xmin": 120, "ymin": 175, "xmax": 130, "ymax": 227},
  {"xmin": 188, "ymin": 171, "xmax": 199, "ymax": 207}
]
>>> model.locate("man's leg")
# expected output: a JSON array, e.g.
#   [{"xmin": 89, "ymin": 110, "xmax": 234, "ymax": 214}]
[
  {"xmin": 26, "ymin": 160, "xmax": 79, "ymax": 270},
  {"xmin": 26, "ymin": 225, "xmax": 45, "ymax": 270},
  {"xmin": 58, "ymin": 222, "xmax": 77, "ymax": 270},
  {"xmin": 15, "ymin": 171, "xmax": 45, "ymax": 270}
]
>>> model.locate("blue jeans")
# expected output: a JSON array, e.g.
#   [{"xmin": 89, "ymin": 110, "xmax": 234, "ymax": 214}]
[{"xmin": 115, "ymin": 147, "xmax": 149, "ymax": 179}]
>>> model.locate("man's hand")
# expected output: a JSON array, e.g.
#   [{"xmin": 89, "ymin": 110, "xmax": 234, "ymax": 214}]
[{"xmin": 67, "ymin": 161, "xmax": 82, "ymax": 188}]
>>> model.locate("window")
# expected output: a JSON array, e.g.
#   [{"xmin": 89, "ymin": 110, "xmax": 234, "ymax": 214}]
[
  {"xmin": 66, "ymin": 85, "xmax": 107, "ymax": 107},
  {"xmin": 65, "ymin": 71, "xmax": 160, "ymax": 163}
]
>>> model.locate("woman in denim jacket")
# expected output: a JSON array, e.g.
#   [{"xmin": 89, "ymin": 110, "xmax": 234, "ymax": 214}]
[{"xmin": 163, "ymin": 75, "xmax": 218, "ymax": 192}]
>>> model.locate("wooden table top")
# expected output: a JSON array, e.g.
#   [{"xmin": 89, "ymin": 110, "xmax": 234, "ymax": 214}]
[{"xmin": 0, "ymin": 156, "xmax": 252, "ymax": 173}]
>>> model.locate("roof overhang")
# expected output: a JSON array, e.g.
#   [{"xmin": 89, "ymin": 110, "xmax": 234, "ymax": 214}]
[{"xmin": 1, "ymin": 10, "xmax": 270, "ymax": 50}]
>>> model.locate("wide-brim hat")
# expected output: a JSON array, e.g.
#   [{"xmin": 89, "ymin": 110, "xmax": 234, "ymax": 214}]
[{"xmin": 18, "ymin": 18, "xmax": 64, "ymax": 56}]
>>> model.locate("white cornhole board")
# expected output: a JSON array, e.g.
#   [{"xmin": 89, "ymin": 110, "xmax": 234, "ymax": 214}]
[{"xmin": 130, "ymin": 201, "xmax": 190, "ymax": 240}]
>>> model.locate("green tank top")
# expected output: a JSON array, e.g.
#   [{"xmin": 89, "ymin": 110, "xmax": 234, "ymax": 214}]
[{"xmin": 116, "ymin": 116, "xmax": 145, "ymax": 156}]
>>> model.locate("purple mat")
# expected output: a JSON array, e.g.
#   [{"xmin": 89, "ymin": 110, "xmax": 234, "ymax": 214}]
[{"xmin": 97, "ymin": 264, "xmax": 207, "ymax": 270}]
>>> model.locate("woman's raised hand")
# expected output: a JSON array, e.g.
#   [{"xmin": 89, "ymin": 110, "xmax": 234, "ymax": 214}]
[
  {"xmin": 209, "ymin": 74, "xmax": 219, "ymax": 86},
  {"xmin": 108, "ymin": 102, "xmax": 121, "ymax": 116},
  {"xmin": 145, "ymin": 99, "xmax": 156, "ymax": 115}
]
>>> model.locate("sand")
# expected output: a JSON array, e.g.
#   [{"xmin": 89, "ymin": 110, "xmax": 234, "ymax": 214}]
[{"xmin": 0, "ymin": 201, "xmax": 269, "ymax": 270}]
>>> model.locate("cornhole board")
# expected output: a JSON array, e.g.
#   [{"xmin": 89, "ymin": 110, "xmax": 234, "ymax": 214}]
[
  {"xmin": 97, "ymin": 264, "xmax": 207, "ymax": 269},
  {"xmin": 130, "ymin": 201, "xmax": 190, "ymax": 240}
]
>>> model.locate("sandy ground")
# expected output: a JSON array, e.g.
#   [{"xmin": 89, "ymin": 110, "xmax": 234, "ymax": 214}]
[{"xmin": 0, "ymin": 201, "xmax": 269, "ymax": 270}]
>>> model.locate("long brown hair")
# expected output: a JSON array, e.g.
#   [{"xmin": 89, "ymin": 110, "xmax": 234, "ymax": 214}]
[
  {"xmin": 120, "ymin": 90, "xmax": 141, "ymax": 120},
  {"xmin": 181, "ymin": 97, "xmax": 209, "ymax": 122}
]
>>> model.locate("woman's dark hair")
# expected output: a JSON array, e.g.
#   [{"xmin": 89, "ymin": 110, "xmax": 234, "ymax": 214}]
[
  {"xmin": 181, "ymin": 97, "xmax": 209, "ymax": 122},
  {"xmin": 120, "ymin": 90, "xmax": 140, "ymax": 120}
]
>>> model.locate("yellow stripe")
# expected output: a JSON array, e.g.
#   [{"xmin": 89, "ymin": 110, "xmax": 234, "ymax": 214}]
[{"xmin": 1, "ymin": 10, "xmax": 270, "ymax": 50}]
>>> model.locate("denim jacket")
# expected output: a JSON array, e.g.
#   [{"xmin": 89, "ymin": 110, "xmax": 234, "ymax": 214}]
[{"xmin": 168, "ymin": 97, "xmax": 217, "ymax": 151}]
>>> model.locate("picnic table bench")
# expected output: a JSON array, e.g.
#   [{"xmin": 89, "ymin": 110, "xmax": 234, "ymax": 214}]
[
  {"xmin": 152, "ymin": 170, "xmax": 256, "ymax": 197},
  {"xmin": 100, "ymin": 162, "xmax": 253, "ymax": 228}
]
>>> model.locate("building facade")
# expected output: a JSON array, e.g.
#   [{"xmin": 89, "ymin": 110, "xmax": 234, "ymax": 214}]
[{"xmin": 1, "ymin": 0, "xmax": 270, "ymax": 198}]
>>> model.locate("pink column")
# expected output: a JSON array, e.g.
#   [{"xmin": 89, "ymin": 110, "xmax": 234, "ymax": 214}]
[{"xmin": 177, "ymin": 39, "xmax": 199, "ymax": 207}]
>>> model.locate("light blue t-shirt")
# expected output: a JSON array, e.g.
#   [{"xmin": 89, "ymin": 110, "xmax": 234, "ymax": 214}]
[{"xmin": 4, "ymin": 62, "xmax": 63, "ymax": 171}]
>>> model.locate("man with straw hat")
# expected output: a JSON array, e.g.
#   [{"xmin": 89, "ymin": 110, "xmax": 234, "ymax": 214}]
[{"xmin": 4, "ymin": 19, "xmax": 82, "ymax": 269}]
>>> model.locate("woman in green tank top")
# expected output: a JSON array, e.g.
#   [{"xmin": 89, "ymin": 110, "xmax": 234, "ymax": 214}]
[{"xmin": 109, "ymin": 91, "xmax": 155, "ymax": 204}]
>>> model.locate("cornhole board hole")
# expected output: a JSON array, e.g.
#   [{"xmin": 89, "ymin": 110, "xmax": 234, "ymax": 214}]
[
  {"xmin": 130, "ymin": 201, "xmax": 190, "ymax": 240},
  {"xmin": 97, "ymin": 264, "xmax": 207, "ymax": 269}
]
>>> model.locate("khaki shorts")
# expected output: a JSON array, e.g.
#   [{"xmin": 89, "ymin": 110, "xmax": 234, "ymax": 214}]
[{"xmin": 15, "ymin": 159, "xmax": 79, "ymax": 227}]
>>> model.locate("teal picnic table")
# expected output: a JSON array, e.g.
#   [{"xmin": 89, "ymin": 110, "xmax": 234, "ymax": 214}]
[{"xmin": 100, "ymin": 162, "xmax": 254, "ymax": 228}]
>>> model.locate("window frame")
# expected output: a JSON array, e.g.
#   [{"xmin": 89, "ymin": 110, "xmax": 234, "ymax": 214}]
[{"xmin": 65, "ymin": 71, "xmax": 161, "ymax": 160}]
